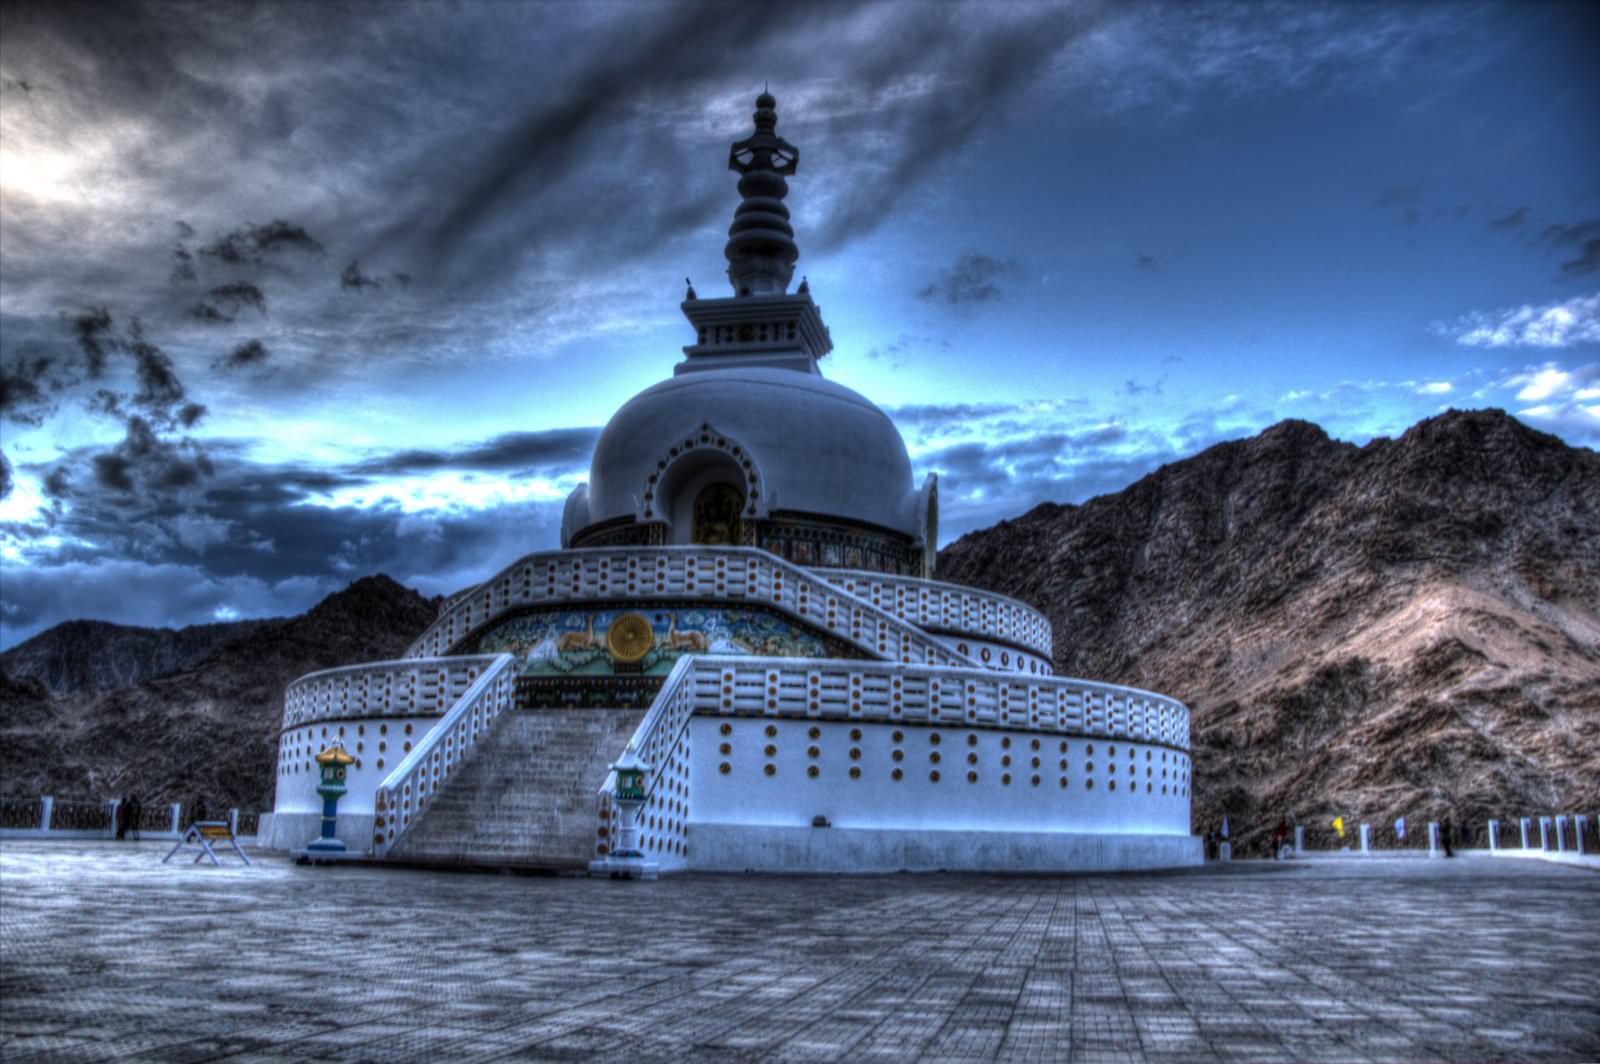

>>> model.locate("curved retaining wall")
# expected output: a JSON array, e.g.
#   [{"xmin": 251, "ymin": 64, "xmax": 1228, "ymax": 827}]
[{"xmin": 816, "ymin": 569, "xmax": 1053, "ymax": 662}]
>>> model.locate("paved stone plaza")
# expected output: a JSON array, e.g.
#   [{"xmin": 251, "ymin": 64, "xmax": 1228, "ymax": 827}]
[{"xmin": 2, "ymin": 841, "xmax": 1596, "ymax": 1062}]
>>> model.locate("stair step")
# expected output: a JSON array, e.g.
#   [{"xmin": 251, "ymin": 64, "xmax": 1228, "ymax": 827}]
[{"xmin": 390, "ymin": 706, "xmax": 647, "ymax": 867}]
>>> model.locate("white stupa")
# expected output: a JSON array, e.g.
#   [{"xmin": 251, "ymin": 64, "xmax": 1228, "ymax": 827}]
[{"xmin": 259, "ymin": 94, "xmax": 1198, "ymax": 873}]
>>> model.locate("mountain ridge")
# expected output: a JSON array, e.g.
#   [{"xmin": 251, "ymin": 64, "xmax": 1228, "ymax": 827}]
[
  {"xmin": 938, "ymin": 408, "xmax": 1600, "ymax": 853},
  {"xmin": 0, "ymin": 575, "xmax": 439, "ymax": 810}
]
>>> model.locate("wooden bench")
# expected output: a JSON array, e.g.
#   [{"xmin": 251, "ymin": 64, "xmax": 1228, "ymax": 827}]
[{"xmin": 162, "ymin": 821, "xmax": 251, "ymax": 866}]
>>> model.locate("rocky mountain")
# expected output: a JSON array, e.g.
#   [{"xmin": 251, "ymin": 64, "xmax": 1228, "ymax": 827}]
[
  {"xmin": 938, "ymin": 408, "xmax": 1600, "ymax": 855},
  {"xmin": 0, "ymin": 575, "xmax": 438, "ymax": 813},
  {"xmin": 1, "ymin": 617, "xmax": 275, "ymax": 695}
]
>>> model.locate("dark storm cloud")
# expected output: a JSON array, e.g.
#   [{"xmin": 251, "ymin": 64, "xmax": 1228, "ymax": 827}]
[
  {"xmin": 808, "ymin": 5, "xmax": 1105, "ymax": 252},
  {"xmin": 213, "ymin": 338, "xmax": 270, "ymax": 371},
  {"xmin": 68, "ymin": 307, "xmax": 115, "ymax": 377},
  {"xmin": 200, "ymin": 220, "xmax": 324, "ymax": 266},
  {"xmin": 1541, "ymin": 218, "xmax": 1600, "ymax": 277},
  {"xmin": 914, "ymin": 423, "xmax": 1175, "ymax": 541},
  {"xmin": 170, "ymin": 246, "xmax": 197, "ymax": 283},
  {"xmin": 85, "ymin": 415, "xmax": 206, "ymax": 497},
  {"xmin": 353, "ymin": 428, "xmax": 600, "ymax": 476},
  {"xmin": 124, "ymin": 322, "xmax": 186, "ymax": 415},
  {"xmin": 1489, "ymin": 207, "xmax": 1528, "ymax": 229},
  {"xmin": 188, "ymin": 302, "xmax": 233, "ymax": 325},
  {"xmin": 0, "ymin": 352, "xmax": 61, "ymax": 426},
  {"xmin": 209, "ymin": 281, "xmax": 267, "ymax": 315},
  {"xmin": 916, "ymin": 253, "xmax": 1013, "ymax": 306},
  {"xmin": 410, "ymin": 5, "xmax": 829, "ymax": 268},
  {"xmin": 1, "ymin": 432, "xmax": 571, "ymax": 647},
  {"xmin": 403, "ymin": 3, "xmax": 1108, "ymax": 276},
  {"xmin": 340, "ymin": 259, "xmax": 382, "ymax": 292}
]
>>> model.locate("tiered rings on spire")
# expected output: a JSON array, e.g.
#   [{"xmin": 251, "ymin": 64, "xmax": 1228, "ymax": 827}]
[{"xmin": 725, "ymin": 92, "xmax": 800, "ymax": 297}]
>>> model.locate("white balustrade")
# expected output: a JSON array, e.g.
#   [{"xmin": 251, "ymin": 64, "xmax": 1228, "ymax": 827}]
[
  {"xmin": 597, "ymin": 653, "xmax": 1193, "ymax": 868},
  {"xmin": 370, "ymin": 654, "xmax": 518, "ymax": 857},
  {"xmin": 817, "ymin": 569, "xmax": 1053, "ymax": 659},
  {"xmin": 401, "ymin": 547, "xmax": 981, "ymax": 670},
  {"xmin": 281, "ymin": 655, "xmax": 507, "ymax": 731}
]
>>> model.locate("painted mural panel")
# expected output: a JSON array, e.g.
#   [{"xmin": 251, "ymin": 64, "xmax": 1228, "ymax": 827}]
[{"xmin": 470, "ymin": 606, "xmax": 830, "ymax": 678}]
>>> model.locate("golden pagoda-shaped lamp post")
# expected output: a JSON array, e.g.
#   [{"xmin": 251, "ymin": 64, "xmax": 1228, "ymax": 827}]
[{"xmin": 306, "ymin": 744, "xmax": 356, "ymax": 853}]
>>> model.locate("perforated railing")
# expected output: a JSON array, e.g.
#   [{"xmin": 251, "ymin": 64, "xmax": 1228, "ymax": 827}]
[
  {"xmin": 370, "ymin": 653, "xmax": 517, "ymax": 857},
  {"xmin": 596, "ymin": 655, "xmax": 697, "ymax": 873},
  {"xmin": 282, "ymin": 655, "xmax": 509, "ymax": 730},
  {"xmin": 817, "ymin": 570, "xmax": 1053, "ymax": 659},
  {"xmin": 597, "ymin": 654, "xmax": 1191, "ymax": 868},
  {"xmin": 402, "ymin": 546, "xmax": 975, "ymax": 670}
]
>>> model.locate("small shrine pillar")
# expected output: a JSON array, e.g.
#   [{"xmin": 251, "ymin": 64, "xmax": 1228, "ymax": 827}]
[{"xmin": 307, "ymin": 745, "xmax": 356, "ymax": 853}]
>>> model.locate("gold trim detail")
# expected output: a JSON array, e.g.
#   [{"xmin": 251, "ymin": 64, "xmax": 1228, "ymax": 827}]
[{"xmin": 605, "ymin": 611, "xmax": 655, "ymax": 662}]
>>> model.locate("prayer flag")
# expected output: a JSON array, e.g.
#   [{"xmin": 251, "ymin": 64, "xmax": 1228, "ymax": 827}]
[{"xmin": 1332, "ymin": 816, "xmax": 1345, "ymax": 838}]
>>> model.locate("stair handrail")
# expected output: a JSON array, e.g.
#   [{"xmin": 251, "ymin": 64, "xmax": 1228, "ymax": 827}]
[
  {"xmin": 596, "ymin": 652, "xmax": 698, "ymax": 801},
  {"xmin": 594, "ymin": 653, "xmax": 701, "ymax": 869},
  {"xmin": 402, "ymin": 545, "xmax": 979, "ymax": 671},
  {"xmin": 371, "ymin": 652, "xmax": 518, "ymax": 857}
]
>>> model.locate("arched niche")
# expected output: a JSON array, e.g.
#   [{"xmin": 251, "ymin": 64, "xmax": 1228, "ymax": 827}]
[{"xmin": 637, "ymin": 423, "xmax": 766, "ymax": 544}]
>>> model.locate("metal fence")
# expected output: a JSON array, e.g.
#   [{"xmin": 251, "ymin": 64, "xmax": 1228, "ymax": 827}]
[
  {"xmin": 0, "ymin": 795, "xmax": 265, "ymax": 841},
  {"xmin": 1207, "ymin": 813, "xmax": 1598, "ymax": 859}
]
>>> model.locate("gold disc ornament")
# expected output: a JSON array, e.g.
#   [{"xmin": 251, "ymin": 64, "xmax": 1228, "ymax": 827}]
[{"xmin": 605, "ymin": 612, "xmax": 655, "ymax": 663}]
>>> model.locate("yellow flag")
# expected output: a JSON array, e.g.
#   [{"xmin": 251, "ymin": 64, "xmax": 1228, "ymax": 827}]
[{"xmin": 1332, "ymin": 816, "xmax": 1345, "ymax": 838}]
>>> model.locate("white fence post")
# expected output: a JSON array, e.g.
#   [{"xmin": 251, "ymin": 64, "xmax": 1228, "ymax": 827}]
[
  {"xmin": 1359, "ymin": 823, "xmax": 1371, "ymax": 854},
  {"xmin": 169, "ymin": 803, "xmax": 182, "ymax": 835},
  {"xmin": 1576, "ymin": 815, "xmax": 1589, "ymax": 856},
  {"xmin": 1428, "ymin": 821, "xmax": 1440, "ymax": 857},
  {"xmin": 230, "ymin": 808, "xmax": 240, "ymax": 835},
  {"xmin": 1539, "ymin": 817, "xmax": 1551, "ymax": 851},
  {"xmin": 108, "ymin": 798, "xmax": 121, "ymax": 839},
  {"xmin": 39, "ymin": 796, "xmax": 54, "ymax": 832},
  {"xmin": 1294, "ymin": 825, "xmax": 1304, "ymax": 854},
  {"xmin": 1520, "ymin": 817, "xmax": 1531, "ymax": 849},
  {"xmin": 1554, "ymin": 816, "xmax": 1567, "ymax": 853},
  {"xmin": 1487, "ymin": 818, "xmax": 1499, "ymax": 853}
]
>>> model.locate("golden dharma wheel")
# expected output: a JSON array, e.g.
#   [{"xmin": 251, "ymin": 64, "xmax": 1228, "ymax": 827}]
[{"xmin": 606, "ymin": 612, "xmax": 655, "ymax": 663}]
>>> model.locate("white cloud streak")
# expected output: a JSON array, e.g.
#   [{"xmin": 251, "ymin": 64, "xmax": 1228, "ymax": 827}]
[{"xmin": 1441, "ymin": 293, "xmax": 1600, "ymax": 349}]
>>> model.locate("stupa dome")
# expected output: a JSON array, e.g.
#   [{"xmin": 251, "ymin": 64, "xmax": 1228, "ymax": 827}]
[{"xmin": 578, "ymin": 365, "xmax": 917, "ymax": 540}]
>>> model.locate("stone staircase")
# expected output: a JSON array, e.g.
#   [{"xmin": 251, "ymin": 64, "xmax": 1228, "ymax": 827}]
[{"xmin": 387, "ymin": 706, "xmax": 645, "ymax": 869}]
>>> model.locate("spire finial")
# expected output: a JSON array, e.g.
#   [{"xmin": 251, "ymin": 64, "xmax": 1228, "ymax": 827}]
[{"xmin": 724, "ymin": 91, "xmax": 799, "ymax": 297}]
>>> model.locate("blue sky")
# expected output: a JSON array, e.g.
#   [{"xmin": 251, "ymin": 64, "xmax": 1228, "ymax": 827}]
[{"xmin": 1, "ymin": 0, "xmax": 1597, "ymax": 648}]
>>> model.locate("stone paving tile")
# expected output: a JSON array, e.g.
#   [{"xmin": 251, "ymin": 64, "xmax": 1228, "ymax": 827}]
[{"xmin": 3, "ymin": 842, "xmax": 1599, "ymax": 1061}]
